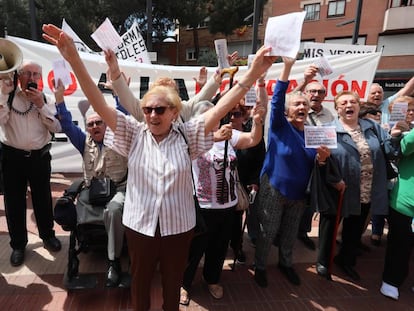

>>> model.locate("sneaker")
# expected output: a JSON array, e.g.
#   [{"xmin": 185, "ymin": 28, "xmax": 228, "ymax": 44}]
[
  {"xmin": 179, "ymin": 287, "xmax": 190, "ymax": 305},
  {"xmin": 278, "ymin": 264, "xmax": 301, "ymax": 285},
  {"xmin": 380, "ymin": 281, "xmax": 399, "ymax": 300},
  {"xmin": 254, "ymin": 268, "xmax": 268, "ymax": 288},
  {"xmin": 207, "ymin": 284, "xmax": 223, "ymax": 299}
]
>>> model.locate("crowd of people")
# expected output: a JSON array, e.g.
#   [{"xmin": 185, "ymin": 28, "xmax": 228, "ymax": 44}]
[{"xmin": 0, "ymin": 22, "xmax": 412, "ymax": 311}]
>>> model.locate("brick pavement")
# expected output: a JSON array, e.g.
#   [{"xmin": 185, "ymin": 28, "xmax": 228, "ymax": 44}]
[{"xmin": 0, "ymin": 173, "xmax": 413, "ymax": 310}]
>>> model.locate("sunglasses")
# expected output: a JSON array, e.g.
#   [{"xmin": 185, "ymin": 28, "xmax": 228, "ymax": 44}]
[
  {"xmin": 366, "ymin": 109, "xmax": 382, "ymax": 115},
  {"xmin": 231, "ymin": 111, "xmax": 243, "ymax": 118},
  {"xmin": 86, "ymin": 120, "xmax": 104, "ymax": 128},
  {"xmin": 142, "ymin": 106, "xmax": 170, "ymax": 115}
]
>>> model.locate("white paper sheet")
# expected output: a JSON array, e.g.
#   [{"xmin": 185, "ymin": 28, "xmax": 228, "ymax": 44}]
[
  {"xmin": 264, "ymin": 11, "xmax": 306, "ymax": 58},
  {"xmin": 90, "ymin": 18, "xmax": 123, "ymax": 51}
]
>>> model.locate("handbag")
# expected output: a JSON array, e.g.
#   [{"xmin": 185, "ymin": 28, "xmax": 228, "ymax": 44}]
[
  {"xmin": 235, "ymin": 178, "xmax": 249, "ymax": 211},
  {"xmin": 88, "ymin": 176, "xmax": 116, "ymax": 206},
  {"xmin": 54, "ymin": 179, "xmax": 84, "ymax": 231},
  {"xmin": 178, "ymin": 128, "xmax": 207, "ymax": 235}
]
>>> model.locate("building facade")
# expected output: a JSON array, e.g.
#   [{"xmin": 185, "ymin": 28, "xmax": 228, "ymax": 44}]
[{"xmin": 175, "ymin": 0, "xmax": 414, "ymax": 93}]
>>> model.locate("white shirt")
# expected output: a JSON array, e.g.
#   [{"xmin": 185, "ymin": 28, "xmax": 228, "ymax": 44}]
[
  {"xmin": 193, "ymin": 129, "xmax": 241, "ymax": 210},
  {"xmin": 105, "ymin": 111, "xmax": 213, "ymax": 237},
  {"xmin": 0, "ymin": 89, "xmax": 61, "ymax": 150}
]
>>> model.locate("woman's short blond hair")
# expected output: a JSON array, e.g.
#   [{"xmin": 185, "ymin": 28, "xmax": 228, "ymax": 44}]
[
  {"xmin": 334, "ymin": 91, "xmax": 361, "ymax": 109},
  {"xmin": 141, "ymin": 85, "xmax": 182, "ymax": 113}
]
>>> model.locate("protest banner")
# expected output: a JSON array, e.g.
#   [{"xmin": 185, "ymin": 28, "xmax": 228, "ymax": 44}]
[{"xmin": 7, "ymin": 35, "xmax": 381, "ymax": 172}]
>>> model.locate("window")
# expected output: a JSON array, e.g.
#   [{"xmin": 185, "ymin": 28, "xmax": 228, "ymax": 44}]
[
  {"xmin": 186, "ymin": 17, "xmax": 210, "ymax": 30},
  {"xmin": 186, "ymin": 47, "xmax": 210, "ymax": 61},
  {"xmin": 327, "ymin": 0, "xmax": 346, "ymax": 18},
  {"xmin": 390, "ymin": 0, "xmax": 413, "ymax": 7},
  {"xmin": 304, "ymin": 3, "xmax": 321, "ymax": 21}
]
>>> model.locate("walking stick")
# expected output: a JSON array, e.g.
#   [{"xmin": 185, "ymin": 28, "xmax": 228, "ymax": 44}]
[
  {"xmin": 218, "ymin": 66, "xmax": 239, "ymax": 201},
  {"xmin": 328, "ymin": 190, "xmax": 345, "ymax": 279}
]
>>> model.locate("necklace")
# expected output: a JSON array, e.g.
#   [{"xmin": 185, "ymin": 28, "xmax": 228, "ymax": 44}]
[{"xmin": 10, "ymin": 102, "xmax": 34, "ymax": 116}]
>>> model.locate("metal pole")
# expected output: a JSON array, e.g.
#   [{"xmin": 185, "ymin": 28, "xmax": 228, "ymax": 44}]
[
  {"xmin": 251, "ymin": 0, "xmax": 261, "ymax": 53},
  {"xmin": 146, "ymin": 0, "xmax": 153, "ymax": 51},
  {"xmin": 29, "ymin": 0, "xmax": 37, "ymax": 40},
  {"xmin": 352, "ymin": 0, "xmax": 363, "ymax": 44}
]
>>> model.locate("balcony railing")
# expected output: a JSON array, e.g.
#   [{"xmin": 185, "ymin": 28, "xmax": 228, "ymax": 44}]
[{"xmin": 383, "ymin": 5, "xmax": 414, "ymax": 31}]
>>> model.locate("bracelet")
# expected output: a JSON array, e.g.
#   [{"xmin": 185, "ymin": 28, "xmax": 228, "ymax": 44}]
[
  {"xmin": 237, "ymin": 82, "xmax": 250, "ymax": 91},
  {"xmin": 257, "ymin": 83, "xmax": 266, "ymax": 88}
]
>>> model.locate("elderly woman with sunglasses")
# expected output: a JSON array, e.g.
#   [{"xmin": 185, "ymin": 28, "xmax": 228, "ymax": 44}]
[{"xmin": 42, "ymin": 24, "xmax": 276, "ymax": 311}]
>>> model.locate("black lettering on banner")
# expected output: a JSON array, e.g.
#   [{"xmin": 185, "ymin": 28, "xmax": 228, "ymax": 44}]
[
  {"xmin": 175, "ymin": 79, "xmax": 189, "ymax": 101},
  {"xmin": 140, "ymin": 77, "xmax": 150, "ymax": 98}
]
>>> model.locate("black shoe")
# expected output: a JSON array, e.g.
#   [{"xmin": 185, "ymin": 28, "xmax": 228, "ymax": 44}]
[
  {"xmin": 334, "ymin": 256, "xmax": 360, "ymax": 281},
  {"xmin": 254, "ymin": 268, "xmax": 268, "ymax": 288},
  {"xmin": 106, "ymin": 259, "xmax": 122, "ymax": 287},
  {"xmin": 316, "ymin": 262, "xmax": 332, "ymax": 280},
  {"xmin": 298, "ymin": 234, "xmax": 316, "ymax": 251},
  {"xmin": 10, "ymin": 249, "xmax": 25, "ymax": 267},
  {"xmin": 43, "ymin": 237, "xmax": 62, "ymax": 252},
  {"xmin": 278, "ymin": 264, "xmax": 301, "ymax": 285},
  {"xmin": 370, "ymin": 237, "xmax": 381, "ymax": 247},
  {"xmin": 358, "ymin": 242, "xmax": 371, "ymax": 252},
  {"xmin": 236, "ymin": 250, "xmax": 246, "ymax": 264}
]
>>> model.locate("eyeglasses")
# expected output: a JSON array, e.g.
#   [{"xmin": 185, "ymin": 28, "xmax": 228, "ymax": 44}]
[
  {"xmin": 307, "ymin": 89, "xmax": 326, "ymax": 95},
  {"xmin": 365, "ymin": 109, "xmax": 382, "ymax": 115},
  {"xmin": 19, "ymin": 71, "xmax": 41, "ymax": 79},
  {"xmin": 231, "ymin": 111, "xmax": 243, "ymax": 118},
  {"xmin": 142, "ymin": 106, "xmax": 170, "ymax": 115},
  {"xmin": 86, "ymin": 120, "xmax": 104, "ymax": 128}
]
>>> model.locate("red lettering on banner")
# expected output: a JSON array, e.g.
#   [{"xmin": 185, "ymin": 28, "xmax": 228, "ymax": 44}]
[
  {"xmin": 331, "ymin": 80, "xmax": 348, "ymax": 95},
  {"xmin": 46, "ymin": 71, "xmax": 78, "ymax": 95},
  {"xmin": 195, "ymin": 82, "xmax": 201, "ymax": 94},
  {"xmin": 351, "ymin": 80, "xmax": 367, "ymax": 98},
  {"xmin": 38, "ymin": 79, "xmax": 44, "ymax": 91}
]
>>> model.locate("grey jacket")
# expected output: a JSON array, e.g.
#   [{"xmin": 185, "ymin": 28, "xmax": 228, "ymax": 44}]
[{"xmin": 329, "ymin": 118, "xmax": 399, "ymax": 217}]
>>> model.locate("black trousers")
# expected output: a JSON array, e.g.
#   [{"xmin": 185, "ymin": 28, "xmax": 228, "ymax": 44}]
[
  {"xmin": 382, "ymin": 208, "xmax": 414, "ymax": 287},
  {"xmin": 2, "ymin": 143, "xmax": 55, "ymax": 250},
  {"xmin": 182, "ymin": 207, "xmax": 233, "ymax": 289},
  {"xmin": 318, "ymin": 203, "xmax": 370, "ymax": 268}
]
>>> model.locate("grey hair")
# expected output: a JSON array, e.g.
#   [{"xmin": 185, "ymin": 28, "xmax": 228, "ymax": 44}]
[
  {"xmin": 19, "ymin": 60, "xmax": 42, "ymax": 72},
  {"xmin": 191, "ymin": 100, "xmax": 215, "ymax": 117},
  {"xmin": 285, "ymin": 91, "xmax": 309, "ymax": 110}
]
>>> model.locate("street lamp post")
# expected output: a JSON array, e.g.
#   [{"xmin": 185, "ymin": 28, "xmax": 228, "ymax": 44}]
[
  {"xmin": 146, "ymin": 0, "xmax": 153, "ymax": 51},
  {"xmin": 251, "ymin": 0, "xmax": 261, "ymax": 53},
  {"xmin": 29, "ymin": 0, "xmax": 37, "ymax": 40},
  {"xmin": 352, "ymin": 0, "xmax": 363, "ymax": 44}
]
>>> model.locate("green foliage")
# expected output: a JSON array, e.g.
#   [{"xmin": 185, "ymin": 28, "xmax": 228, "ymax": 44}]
[
  {"xmin": 197, "ymin": 50, "xmax": 218, "ymax": 67},
  {"xmin": 208, "ymin": 0, "xmax": 257, "ymax": 36}
]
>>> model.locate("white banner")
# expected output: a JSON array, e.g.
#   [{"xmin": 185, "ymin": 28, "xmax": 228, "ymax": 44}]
[
  {"xmin": 303, "ymin": 42, "xmax": 377, "ymax": 59},
  {"xmin": 7, "ymin": 36, "xmax": 381, "ymax": 172},
  {"xmin": 116, "ymin": 21, "xmax": 151, "ymax": 64}
]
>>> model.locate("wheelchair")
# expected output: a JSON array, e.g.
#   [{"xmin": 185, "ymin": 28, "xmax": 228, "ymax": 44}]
[{"xmin": 54, "ymin": 179, "xmax": 116, "ymax": 290}]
